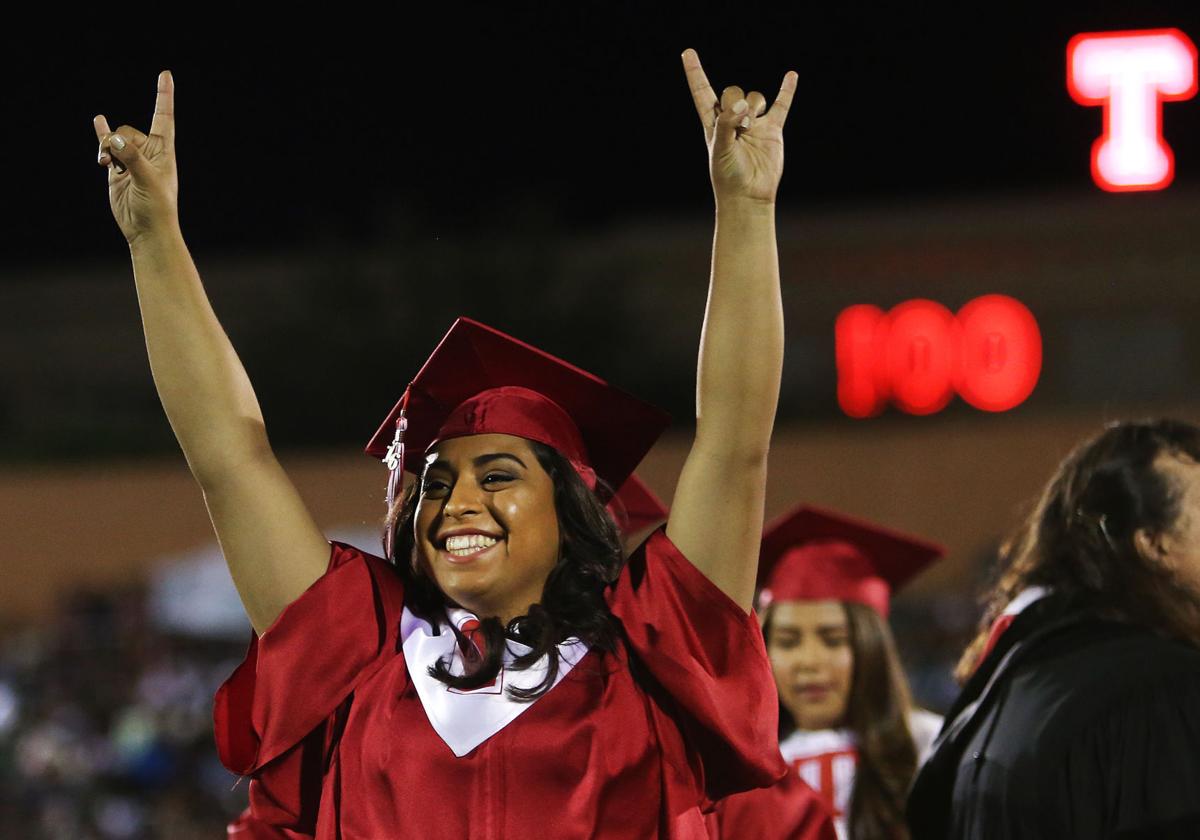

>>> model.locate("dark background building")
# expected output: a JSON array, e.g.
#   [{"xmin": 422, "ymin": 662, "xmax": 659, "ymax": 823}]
[{"xmin": 5, "ymin": 8, "xmax": 1200, "ymax": 835}]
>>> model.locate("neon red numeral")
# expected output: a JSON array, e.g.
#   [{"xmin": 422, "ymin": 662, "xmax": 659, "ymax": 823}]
[
  {"xmin": 835, "ymin": 304, "xmax": 886, "ymax": 418},
  {"xmin": 1067, "ymin": 28, "xmax": 1198, "ymax": 191},
  {"xmin": 835, "ymin": 295, "xmax": 1042, "ymax": 417},
  {"xmin": 954, "ymin": 295, "xmax": 1042, "ymax": 411},
  {"xmin": 881, "ymin": 300, "xmax": 957, "ymax": 416}
]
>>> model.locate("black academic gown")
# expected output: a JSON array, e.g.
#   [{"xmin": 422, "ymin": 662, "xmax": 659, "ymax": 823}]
[{"xmin": 907, "ymin": 594, "xmax": 1200, "ymax": 839}]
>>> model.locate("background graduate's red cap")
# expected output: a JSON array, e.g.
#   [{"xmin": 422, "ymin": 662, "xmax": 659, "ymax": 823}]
[
  {"xmin": 757, "ymin": 505, "xmax": 945, "ymax": 618},
  {"xmin": 366, "ymin": 317, "xmax": 670, "ymax": 503},
  {"xmin": 607, "ymin": 475, "xmax": 669, "ymax": 538}
]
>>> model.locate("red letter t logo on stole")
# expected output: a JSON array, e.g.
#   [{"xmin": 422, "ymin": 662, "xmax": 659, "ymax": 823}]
[{"xmin": 1068, "ymin": 29, "xmax": 1197, "ymax": 191}]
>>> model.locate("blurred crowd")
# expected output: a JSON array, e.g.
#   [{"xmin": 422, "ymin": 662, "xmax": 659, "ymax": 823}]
[{"xmin": 0, "ymin": 586, "xmax": 249, "ymax": 839}]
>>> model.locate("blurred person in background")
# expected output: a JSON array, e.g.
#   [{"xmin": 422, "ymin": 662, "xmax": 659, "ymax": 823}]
[
  {"xmin": 94, "ymin": 50, "xmax": 798, "ymax": 838},
  {"xmin": 908, "ymin": 419, "xmax": 1200, "ymax": 839},
  {"xmin": 710, "ymin": 506, "xmax": 945, "ymax": 840}
]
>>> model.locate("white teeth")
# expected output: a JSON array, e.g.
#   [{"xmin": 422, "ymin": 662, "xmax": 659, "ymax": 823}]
[{"xmin": 444, "ymin": 534, "xmax": 500, "ymax": 554}]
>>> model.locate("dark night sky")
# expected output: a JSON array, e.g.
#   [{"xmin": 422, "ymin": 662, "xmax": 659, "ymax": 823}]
[{"xmin": 10, "ymin": 5, "xmax": 1200, "ymax": 267}]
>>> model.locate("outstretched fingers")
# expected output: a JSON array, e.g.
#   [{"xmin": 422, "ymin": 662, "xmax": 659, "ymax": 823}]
[
  {"xmin": 767, "ymin": 71, "xmax": 798, "ymax": 128},
  {"xmin": 95, "ymin": 115, "xmax": 116, "ymax": 168},
  {"xmin": 95, "ymin": 70, "xmax": 172, "ymax": 173},
  {"xmin": 94, "ymin": 114, "xmax": 111, "ymax": 144},
  {"xmin": 681, "ymin": 48, "xmax": 718, "ymax": 130},
  {"xmin": 150, "ymin": 70, "xmax": 175, "ymax": 143}
]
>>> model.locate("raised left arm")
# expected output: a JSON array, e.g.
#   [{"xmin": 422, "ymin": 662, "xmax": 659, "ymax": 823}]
[{"xmin": 666, "ymin": 50, "xmax": 796, "ymax": 612}]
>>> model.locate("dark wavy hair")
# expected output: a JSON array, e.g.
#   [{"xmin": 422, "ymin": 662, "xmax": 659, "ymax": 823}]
[
  {"xmin": 765, "ymin": 601, "xmax": 917, "ymax": 840},
  {"xmin": 957, "ymin": 418, "xmax": 1200, "ymax": 681},
  {"xmin": 384, "ymin": 439, "xmax": 625, "ymax": 701}
]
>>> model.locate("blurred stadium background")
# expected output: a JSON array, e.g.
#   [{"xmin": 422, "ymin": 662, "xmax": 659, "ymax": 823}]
[{"xmin": 6, "ymin": 8, "xmax": 1200, "ymax": 836}]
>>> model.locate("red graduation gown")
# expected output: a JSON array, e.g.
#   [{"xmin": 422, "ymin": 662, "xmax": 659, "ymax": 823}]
[
  {"xmin": 213, "ymin": 527, "xmax": 786, "ymax": 839},
  {"xmin": 705, "ymin": 770, "xmax": 837, "ymax": 840},
  {"xmin": 708, "ymin": 712, "xmax": 939, "ymax": 840},
  {"xmin": 706, "ymin": 729, "xmax": 849, "ymax": 840}
]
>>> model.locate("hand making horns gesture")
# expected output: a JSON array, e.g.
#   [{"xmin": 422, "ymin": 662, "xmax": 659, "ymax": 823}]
[
  {"xmin": 681, "ymin": 49, "xmax": 797, "ymax": 205},
  {"xmin": 94, "ymin": 71, "xmax": 179, "ymax": 245}
]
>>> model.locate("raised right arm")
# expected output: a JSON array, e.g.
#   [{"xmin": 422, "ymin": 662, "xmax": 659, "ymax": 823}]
[{"xmin": 96, "ymin": 71, "xmax": 329, "ymax": 634}]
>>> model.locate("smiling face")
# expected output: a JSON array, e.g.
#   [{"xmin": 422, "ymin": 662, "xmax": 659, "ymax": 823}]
[
  {"xmin": 414, "ymin": 433, "xmax": 562, "ymax": 623},
  {"xmin": 766, "ymin": 600, "xmax": 855, "ymax": 731}
]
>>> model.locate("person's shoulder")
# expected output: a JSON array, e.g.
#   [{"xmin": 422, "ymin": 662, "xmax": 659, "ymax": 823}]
[
  {"xmin": 1036, "ymin": 620, "xmax": 1200, "ymax": 678},
  {"xmin": 329, "ymin": 538, "xmax": 391, "ymax": 571},
  {"xmin": 614, "ymin": 524, "xmax": 752, "ymax": 625},
  {"xmin": 627, "ymin": 523, "xmax": 676, "ymax": 560},
  {"xmin": 326, "ymin": 539, "xmax": 406, "ymax": 606},
  {"xmin": 1043, "ymin": 631, "xmax": 1200, "ymax": 825},
  {"xmin": 1007, "ymin": 621, "xmax": 1200, "ymax": 736}
]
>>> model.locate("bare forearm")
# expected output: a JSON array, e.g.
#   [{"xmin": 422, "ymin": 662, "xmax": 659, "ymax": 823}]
[
  {"xmin": 98, "ymin": 74, "xmax": 332, "ymax": 633},
  {"xmin": 695, "ymin": 198, "xmax": 784, "ymax": 458},
  {"xmin": 130, "ymin": 228, "xmax": 271, "ymax": 486},
  {"xmin": 669, "ymin": 199, "xmax": 784, "ymax": 609},
  {"xmin": 668, "ymin": 52, "xmax": 794, "ymax": 608}
]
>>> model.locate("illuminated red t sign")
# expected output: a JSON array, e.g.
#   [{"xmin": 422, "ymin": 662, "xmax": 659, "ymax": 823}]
[
  {"xmin": 1068, "ymin": 29, "xmax": 1197, "ymax": 191},
  {"xmin": 835, "ymin": 295, "xmax": 1042, "ymax": 418}
]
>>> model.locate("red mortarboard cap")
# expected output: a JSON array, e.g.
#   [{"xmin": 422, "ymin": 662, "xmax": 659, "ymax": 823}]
[
  {"xmin": 757, "ymin": 505, "xmax": 945, "ymax": 618},
  {"xmin": 365, "ymin": 318, "xmax": 671, "ymax": 500},
  {"xmin": 607, "ymin": 475, "xmax": 669, "ymax": 538}
]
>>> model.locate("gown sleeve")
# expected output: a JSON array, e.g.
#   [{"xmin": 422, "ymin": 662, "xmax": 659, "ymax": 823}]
[
  {"xmin": 226, "ymin": 805, "xmax": 315, "ymax": 839},
  {"xmin": 1056, "ymin": 668, "xmax": 1200, "ymax": 839},
  {"xmin": 606, "ymin": 526, "xmax": 788, "ymax": 808},
  {"xmin": 705, "ymin": 773, "xmax": 839, "ymax": 840},
  {"xmin": 213, "ymin": 540, "xmax": 405, "ymax": 834}
]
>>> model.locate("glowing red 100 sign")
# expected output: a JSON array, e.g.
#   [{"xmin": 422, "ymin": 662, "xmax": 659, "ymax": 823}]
[{"xmin": 836, "ymin": 295, "xmax": 1042, "ymax": 418}]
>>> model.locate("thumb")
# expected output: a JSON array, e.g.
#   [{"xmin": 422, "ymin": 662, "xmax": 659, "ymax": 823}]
[
  {"xmin": 107, "ymin": 129, "xmax": 151, "ymax": 179},
  {"xmin": 712, "ymin": 98, "xmax": 747, "ymax": 156}
]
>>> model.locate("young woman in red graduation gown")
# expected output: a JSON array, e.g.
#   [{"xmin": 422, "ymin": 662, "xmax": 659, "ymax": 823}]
[
  {"xmin": 94, "ymin": 51, "xmax": 797, "ymax": 839},
  {"xmin": 710, "ymin": 506, "xmax": 944, "ymax": 840}
]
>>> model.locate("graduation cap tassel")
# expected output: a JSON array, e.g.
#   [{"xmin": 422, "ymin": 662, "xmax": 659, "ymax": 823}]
[{"xmin": 382, "ymin": 411, "xmax": 408, "ymax": 562}]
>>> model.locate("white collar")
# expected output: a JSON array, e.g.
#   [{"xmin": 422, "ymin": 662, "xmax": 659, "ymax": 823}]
[
  {"xmin": 1003, "ymin": 585, "xmax": 1052, "ymax": 617},
  {"xmin": 779, "ymin": 727, "xmax": 857, "ymax": 762},
  {"xmin": 401, "ymin": 605, "xmax": 590, "ymax": 757}
]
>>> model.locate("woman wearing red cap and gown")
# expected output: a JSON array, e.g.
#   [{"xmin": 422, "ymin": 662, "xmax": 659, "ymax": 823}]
[
  {"xmin": 709, "ymin": 506, "xmax": 945, "ymax": 840},
  {"xmin": 95, "ymin": 52, "xmax": 796, "ymax": 838}
]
